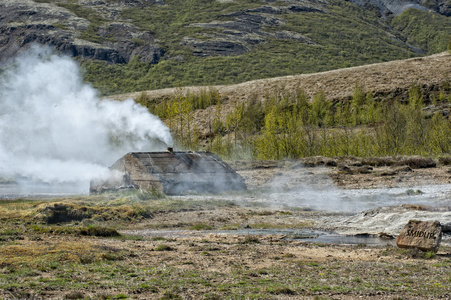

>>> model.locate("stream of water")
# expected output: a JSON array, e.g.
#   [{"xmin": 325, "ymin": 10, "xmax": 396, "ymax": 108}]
[{"xmin": 121, "ymin": 228, "xmax": 396, "ymax": 246}]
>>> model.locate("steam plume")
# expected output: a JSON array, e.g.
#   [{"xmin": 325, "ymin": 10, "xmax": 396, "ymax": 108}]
[{"xmin": 0, "ymin": 45, "xmax": 173, "ymax": 186}]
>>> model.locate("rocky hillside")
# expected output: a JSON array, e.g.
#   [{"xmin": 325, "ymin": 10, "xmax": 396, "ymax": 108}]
[
  {"xmin": 0, "ymin": 0, "xmax": 450, "ymax": 94},
  {"xmin": 348, "ymin": 0, "xmax": 450, "ymax": 16},
  {"xmin": 0, "ymin": 0, "xmax": 165, "ymax": 64}
]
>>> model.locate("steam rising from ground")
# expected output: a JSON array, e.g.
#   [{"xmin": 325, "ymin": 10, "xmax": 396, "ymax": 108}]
[
  {"xmin": 234, "ymin": 165, "xmax": 451, "ymax": 212},
  {"xmin": 0, "ymin": 45, "xmax": 172, "ymax": 188},
  {"xmin": 265, "ymin": 169, "xmax": 361, "ymax": 212},
  {"xmin": 266, "ymin": 172, "xmax": 451, "ymax": 212}
]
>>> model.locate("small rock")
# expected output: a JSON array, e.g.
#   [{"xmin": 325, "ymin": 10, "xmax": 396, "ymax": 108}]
[{"xmin": 442, "ymin": 222, "xmax": 451, "ymax": 234}]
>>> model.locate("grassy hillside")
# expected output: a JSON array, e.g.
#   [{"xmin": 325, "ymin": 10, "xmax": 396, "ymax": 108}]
[
  {"xmin": 81, "ymin": 0, "xmax": 450, "ymax": 95},
  {"xmin": 392, "ymin": 8, "xmax": 451, "ymax": 54},
  {"xmin": 112, "ymin": 52, "xmax": 451, "ymax": 160}
]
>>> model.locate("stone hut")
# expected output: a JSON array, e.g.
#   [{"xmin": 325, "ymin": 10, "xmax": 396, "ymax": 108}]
[{"xmin": 90, "ymin": 150, "xmax": 247, "ymax": 195}]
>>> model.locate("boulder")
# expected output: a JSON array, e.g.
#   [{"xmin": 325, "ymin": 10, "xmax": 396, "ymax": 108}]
[{"xmin": 396, "ymin": 220, "xmax": 442, "ymax": 253}]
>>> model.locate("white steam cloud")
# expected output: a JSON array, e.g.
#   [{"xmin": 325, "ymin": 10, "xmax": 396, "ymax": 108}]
[{"xmin": 0, "ymin": 45, "xmax": 173, "ymax": 187}]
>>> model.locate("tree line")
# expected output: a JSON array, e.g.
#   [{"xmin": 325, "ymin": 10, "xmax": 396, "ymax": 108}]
[{"xmin": 139, "ymin": 83, "xmax": 451, "ymax": 160}]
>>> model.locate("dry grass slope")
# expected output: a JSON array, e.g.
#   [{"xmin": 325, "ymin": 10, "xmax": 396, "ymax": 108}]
[{"xmin": 111, "ymin": 52, "xmax": 451, "ymax": 104}]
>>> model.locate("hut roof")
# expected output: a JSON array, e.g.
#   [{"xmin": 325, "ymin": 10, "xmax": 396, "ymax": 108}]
[{"xmin": 91, "ymin": 151, "xmax": 247, "ymax": 195}]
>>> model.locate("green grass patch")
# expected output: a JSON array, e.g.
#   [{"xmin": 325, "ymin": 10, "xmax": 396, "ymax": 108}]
[{"xmin": 155, "ymin": 244, "xmax": 174, "ymax": 251}]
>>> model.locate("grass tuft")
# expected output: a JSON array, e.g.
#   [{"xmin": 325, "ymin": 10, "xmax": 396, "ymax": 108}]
[
  {"xmin": 242, "ymin": 235, "xmax": 259, "ymax": 244},
  {"xmin": 266, "ymin": 286, "xmax": 295, "ymax": 295},
  {"xmin": 155, "ymin": 244, "xmax": 174, "ymax": 251},
  {"xmin": 79, "ymin": 225, "xmax": 120, "ymax": 237}
]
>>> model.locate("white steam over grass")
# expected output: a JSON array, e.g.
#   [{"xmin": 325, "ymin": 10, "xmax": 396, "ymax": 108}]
[{"xmin": 0, "ymin": 45, "xmax": 173, "ymax": 187}]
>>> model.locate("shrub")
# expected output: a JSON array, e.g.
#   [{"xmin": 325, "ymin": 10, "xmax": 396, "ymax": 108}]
[
  {"xmin": 155, "ymin": 244, "xmax": 174, "ymax": 251},
  {"xmin": 79, "ymin": 226, "xmax": 121, "ymax": 237},
  {"xmin": 438, "ymin": 157, "xmax": 451, "ymax": 166},
  {"xmin": 266, "ymin": 286, "xmax": 295, "ymax": 295},
  {"xmin": 395, "ymin": 157, "xmax": 436, "ymax": 169},
  {"xmin": 242, "ymin": 235, "xmax": 259, "ymax": 244}
]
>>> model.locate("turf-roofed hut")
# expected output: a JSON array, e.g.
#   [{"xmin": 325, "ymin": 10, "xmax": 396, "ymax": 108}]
[{"xmin": 90, "ymin": 150, "xmax": 247, "ymax": 195}]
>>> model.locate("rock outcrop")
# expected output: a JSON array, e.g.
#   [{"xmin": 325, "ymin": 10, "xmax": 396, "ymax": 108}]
[
  {"xmin": 0, "ymin": 0, "xmax": 325, "ymax": 61},
  {"xmin": 348, "ymin": 0, "xmax": 450, "ymax": 16},
  {"xmin": 0, "ymin": 0, "xmax": 448, "ymax": 64},
  {"xmin": 329, "ymin": 205, "xmax": 451, "ymax": 243},
  {"xmin": 185, "ymin": 5, "xmax": 320, "ymax": 56},
  {"xmin": 0, "ymin": 0, "xmax": 164, "ymax": 64}
]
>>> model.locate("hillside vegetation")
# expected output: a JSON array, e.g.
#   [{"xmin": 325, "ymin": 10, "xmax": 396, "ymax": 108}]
[
  {"xmin": 84, "ymin": 1, "xmax": 451, "ymax": 94},
  {"xmin": 112, "ymin": 52, "xmax": 451, "ymax": 160},
  {"xmin": 0, "ymin": 0, "xmax": 450, "ymax": 95}
]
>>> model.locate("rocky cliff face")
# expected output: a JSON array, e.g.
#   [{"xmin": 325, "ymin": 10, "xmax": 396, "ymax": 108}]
[
  {"xmin": 184, "ymin": 4, "xmax": 320, "ymax": 57},
  {"xmin": 0, "ymin": 0, "xmax": 164, "ymax": 64},
  {"xmin": 348, "ymin": 0, "xmax": 450, "ymax": 16},
  {"xmin": 0, "ymin": 0, "xmax": 449, "ymax": 64},
  {"xmin": 0, "ymin": 0, "xmax": 327, "ymax": 62}
]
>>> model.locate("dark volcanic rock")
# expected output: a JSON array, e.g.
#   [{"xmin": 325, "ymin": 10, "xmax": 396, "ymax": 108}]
[
  {"xmin": 98, "ymin": 23, "xmax": 164, "ymax": 63},
  {"xmin": 0, "ymin": 22, "xmax": 128, "ymax": 64},
  {"xmin": 287, "ymin": 5, "xmax": 324, "ymax": 13},
  {"xmin": 245, "ymin": 6, "xmax": 284, "ymax": 14},
  {"xmin": 186, "ymin": 2, "xmax": 324, "ymax": 56},
  {"xmin": 442, "ymin": 222, "xmax": 451, "ymax": 233},
  {"xmin": 438, "ymin": 2, "xmax": 451, "ymax": 16},
  {"xmin": 245, "ymin": 4, "xmax": 325, "ymax": 14},
  {"xmin": 183, "ymin": 38, "xmax": 248, "ymax": 57},
  {"xmin": 0, "ymin": 0, "xmax": 163, "ymax": 64},
  {"xmin": 209, "ymin": 12, "xmax": 285, "ymax": 34}
]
